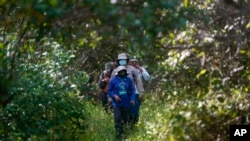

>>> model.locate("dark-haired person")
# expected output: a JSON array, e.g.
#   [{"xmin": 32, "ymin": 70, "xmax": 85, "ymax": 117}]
[
  {"xmin": 108, "ymin": 66, "xmax": 136, "ymax": 140},
  {"xmin": 98, "ymin": 62, "xmax": 113, "ymax": 112}
]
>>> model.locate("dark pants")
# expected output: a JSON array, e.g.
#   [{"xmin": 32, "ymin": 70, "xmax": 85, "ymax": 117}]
[
  {"xmin": 129, "ymin": 94, "xmax": 140, "ymax": 124},
  {"xmin": 113, "ymin": 106, "xmax": 130, "ymax": 140},
  {"xmin": 101, "ymin": 92, "xmax": 109, "ymax": 112}
]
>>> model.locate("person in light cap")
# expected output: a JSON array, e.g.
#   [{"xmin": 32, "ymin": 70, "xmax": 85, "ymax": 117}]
[
  {"xmin": 108, "ymin": 66, "xmax": 136, "ymax": 140},
  {"xmin": 129, "ymin": 56, "xmax": 150, "ymax": 125},
  {"xmin": 116, "ymin": 53, "xmax": 129, "ymax": 66},
  {"xmin": 111, "ymin": 53, "xmax": 144, "ymax": 93},
  {"xmin": 130, "ymin": 57, "xmax": 150, "ymax": 81}
]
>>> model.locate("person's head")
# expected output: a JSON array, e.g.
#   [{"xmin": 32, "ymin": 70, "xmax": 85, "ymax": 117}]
[
  {"xmin": 117, "ymin": 53, "xmax": 129, "ymax": 66},
  {"xmin": 130, "ymin": 57, "xmax": 139, "ymax": 66},
  {"xmin": 104, "ymin": 62, "xmax": 112, "ymax": 71},
  {"xmin": 103, "ymin": 62, "xmax": 112, "ymax": 77},
  {"xmin": 115, "ymin": 66, "xmax": 128, "ymax": 78}
]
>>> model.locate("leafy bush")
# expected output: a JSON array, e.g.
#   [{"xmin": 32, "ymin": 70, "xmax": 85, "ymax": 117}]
[
  {"xmin": 1, "ymin": 91, "xmax": 87, "ymax": 140},
  {"xmin": 0, "ymin": 41, "xmax": 90, "ymax": 140},
  {"xmin": 123, "ymin": 89, "xmax": 248, "ymax": 141},
  {"xmin": 137, "ymin": 48, "xmax": 250, "ymax": 141}
]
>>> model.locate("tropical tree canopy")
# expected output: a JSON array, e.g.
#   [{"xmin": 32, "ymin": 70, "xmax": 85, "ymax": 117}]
[{"xmin": 0, "ymin": 0, "xmax": 250, "ymax": 140}]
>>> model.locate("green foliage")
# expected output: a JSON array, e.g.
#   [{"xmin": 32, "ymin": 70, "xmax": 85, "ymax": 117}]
[
  {"xmin": 72, "ymin": 89, "xmax": 248, "ymax": 141},
  {"xmin": 79, "ymin": 102, "xmax": 115, "ymax": 141},
  {"xmin": 1, "ymin": 92, "xmax": 87, "ymax": 140},
  {"xmin": 1, "ymin": 0, "xmax": 250, "ymax": 140},
  {"xmin": 0, "ymin": 41, "xmax": 90, "ymax": 140}
]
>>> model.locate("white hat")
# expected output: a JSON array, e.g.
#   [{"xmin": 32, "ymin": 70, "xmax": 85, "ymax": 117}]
[
  {"xmin": 117, "ymin": 53, "xmax": 129, "ymax": 60},
  {"xmin": 115, "ymin": 66, "xmax": 128, "ymax": 75}
]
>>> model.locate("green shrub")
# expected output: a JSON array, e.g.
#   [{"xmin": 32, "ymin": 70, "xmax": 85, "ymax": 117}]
[{"xmin": 0, "ymin": 42, "xmax": 90, "ymax": 140}]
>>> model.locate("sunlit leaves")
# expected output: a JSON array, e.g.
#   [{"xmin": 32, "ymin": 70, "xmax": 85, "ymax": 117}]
[
  {"xmin": 196, "ymin": 69, "xmax": 207, "ymax": 79},
  {"xmin": 78, "ymin": 38, "xmax": 88, "ymax": 46},
  {"xmin": 183, "ymin": 0, "xmax": 189, "ymax": 7},
  {"xmin": 169, "ymin": 32, "xmax": 175, "ymax": 39},
  {"xmin": 48, "ymin": 0, "xmax": 58, "ymax": 6},
  {"xmin": 246, "ymin": 23, "xmax": 250, "ymax": 29},
  {"xmin": 0, "ymin": 42, "xmax": 3, "ymax": 61},
  {"xmin": 89, "ymin": 31, "xmax": 102, "ymax": 49}
]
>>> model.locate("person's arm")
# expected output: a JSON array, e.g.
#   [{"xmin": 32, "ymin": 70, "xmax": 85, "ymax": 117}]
[
  {"xmin": 107, "ymin": 78, "xmax": 115, "ymax": 98},
  {"xmin": 134, "ymin": 68, "xmax": 144, "ymax": 94},
  {"xmin": 128, "ymin": 78, "xmax": 136, "ymax": 105},
  {"xmin": 98, "ymin": 72, "xmax": 104, "ymax": 87},
  {"xmin": 141, "ymin": 67, "xmax": 150, "ymax": 81},
  {"xmin": 99, "ymin": 75, "xmax": 110, "ymax": 89},
  {"xmin": 107, "ymin": 77, "xmax": 121, "ymax": 102}
]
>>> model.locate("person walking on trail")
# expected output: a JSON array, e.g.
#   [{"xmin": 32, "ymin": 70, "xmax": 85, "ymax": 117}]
[
  {"xmin": 129, "ymin": 57, "xmax": 150, "ymax": 125},
  {"xmin": 111, "ymin": 53, "xmax": 144, "ymax": 95},
  {"xmin": 108, "ymin": 66, "xmax": 136, "ymax": 140},
  {"xmin": 111, "ymin": 53, "xmax": 144, "ymax": 125},
  {"xmin": 130, "ymin": 57, "xmax": 150, "ymax": 82},
  {"xmin": 98, "ymin": 62, "xmax": 113, "ymax": 113}
]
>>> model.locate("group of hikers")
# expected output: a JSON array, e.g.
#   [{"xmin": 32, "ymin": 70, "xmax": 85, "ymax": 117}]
[{"xmin": 98, "ymin": 52, "xmax": 150, "ymax": 140}]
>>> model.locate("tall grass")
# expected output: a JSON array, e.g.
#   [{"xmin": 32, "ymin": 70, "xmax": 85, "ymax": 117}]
[
  {"xmin": 79, "ymin": 101, "xmax": 115, "ymax": 141},
  {"xmin": 80, "ymin": 90, "xmax": 243, "ymax": 141},
  {"xmin": 80, "ymin": 93, "xmax": 173, "ymax": 141}
]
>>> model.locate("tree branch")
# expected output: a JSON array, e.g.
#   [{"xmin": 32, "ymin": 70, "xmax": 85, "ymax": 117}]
[{"xmin": 8, "ymin": 19, "xmax": 28, "ymax": 80}]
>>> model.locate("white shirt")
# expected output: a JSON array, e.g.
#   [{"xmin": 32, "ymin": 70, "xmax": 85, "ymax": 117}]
[{"xmin": 141, "ymin": 67, "xmax": 150, "ymax": 81}]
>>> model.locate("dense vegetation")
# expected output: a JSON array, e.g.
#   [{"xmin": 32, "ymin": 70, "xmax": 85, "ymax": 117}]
[{"xmin": 0, "ymin": 0, "xmax": 250, "ymax": 140}]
